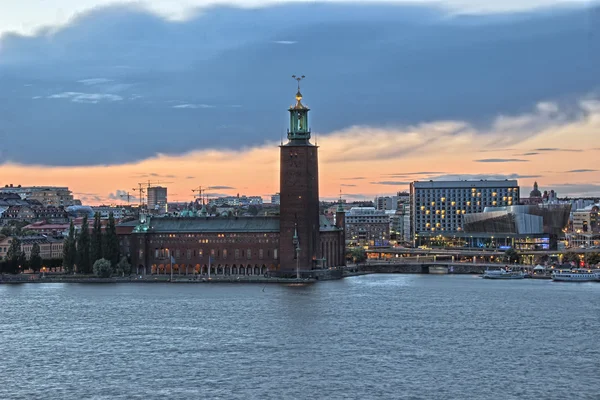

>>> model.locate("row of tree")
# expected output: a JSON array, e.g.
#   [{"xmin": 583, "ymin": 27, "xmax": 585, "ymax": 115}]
[
  {"xmin": 0, "ymin": 237, "xmax": 42, "ymax": 274},
  {"xmin": 62, "ymin": 212, "xmax": 126, "ymax": 275}
]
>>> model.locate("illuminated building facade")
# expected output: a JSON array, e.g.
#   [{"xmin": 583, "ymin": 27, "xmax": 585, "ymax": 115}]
[{"xmin": 410, "ymin": 180, "xmax": 520, "ymax": 238}]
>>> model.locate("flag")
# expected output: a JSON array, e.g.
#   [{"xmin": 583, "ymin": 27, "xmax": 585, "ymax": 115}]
[{"xmin": 171, "ymin": 255, "xmax": 176, "ymax": 264}]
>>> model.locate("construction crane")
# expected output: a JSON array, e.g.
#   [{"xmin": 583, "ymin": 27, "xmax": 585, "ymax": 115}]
[
  {"xmin": 132, "ymin": 183, "xmax": 146, "ymax": 208},
  {"xmin": 120, "ymin": 191, "xmax": 133, "ymax": 204},
  {"xmin": 192, "ymin": 186, "xmax": 206, "ymax": 204}
]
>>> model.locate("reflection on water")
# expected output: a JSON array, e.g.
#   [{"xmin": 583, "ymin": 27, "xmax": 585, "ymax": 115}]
[{"xmin": 1, "ymin": 275, "xmax": 599, "ymax": 400}]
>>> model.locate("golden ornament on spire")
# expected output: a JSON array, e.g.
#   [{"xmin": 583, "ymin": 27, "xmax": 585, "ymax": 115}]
[{"xmin": 291, "ymin": 74, "xmax": 306, "ymax": 109}]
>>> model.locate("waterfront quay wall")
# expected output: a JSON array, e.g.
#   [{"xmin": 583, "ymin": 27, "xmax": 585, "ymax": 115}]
[{"xmin": 359, "ymin": 262, "xmax": 487, "ymax": 274}]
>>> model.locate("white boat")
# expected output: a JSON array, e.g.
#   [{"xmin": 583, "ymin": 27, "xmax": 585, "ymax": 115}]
[
  {"xmin": 429, "ymin": 266, "xmax": 448, "ymax": 275},
  {"xmin": 551, "ymin": 269, "xmax": 600, "ymax": 282},
  {"xmin": 483, "ymin": 268, "xmax": 525, "ymax": 279}
]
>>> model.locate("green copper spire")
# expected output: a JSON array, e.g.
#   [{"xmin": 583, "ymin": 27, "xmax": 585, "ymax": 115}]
[{"xmin": 287, "ymin": 75, "xmax": 311, "ymax": 143}]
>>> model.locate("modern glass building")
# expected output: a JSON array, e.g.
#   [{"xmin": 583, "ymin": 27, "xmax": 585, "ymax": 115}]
[{"xmin": 414, "ymin": 204, "xmax": 571, "ymax": 250}]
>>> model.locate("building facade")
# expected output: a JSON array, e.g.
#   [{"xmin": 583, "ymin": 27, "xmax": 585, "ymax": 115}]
[
  {"xmin": 572, "ymin": 205, "xmax": 599, "ymax": 234},
  {"xmin": 345, "ymin": 207, "xmax": 390, "ymax": 246},
  {"xmin": 410, "ymin": 180, "xmax": 520, "ymax": 238},
  {"xmin": 0, "ymin": 236, "xmax": 64, "ymax": 260},
  {"xmin": 147, "ymin": 187, "xmax": 168, "ymax": 214},
  {"xmin": 126, "ymin": 82, "xmax": 346, "ymax": 277},
  {"xmin": 0, "ymin": 185, "xmax": 79, "ymax": 207}
]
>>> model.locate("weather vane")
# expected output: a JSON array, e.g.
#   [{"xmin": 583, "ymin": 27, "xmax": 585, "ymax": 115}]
[{"xmin": 292, "ymin": 74, "xmax": 305, "ymax": 91}]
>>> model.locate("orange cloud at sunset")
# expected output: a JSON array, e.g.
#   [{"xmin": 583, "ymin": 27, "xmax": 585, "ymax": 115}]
[{"xmin": 1, "ymin": 99, "xmax": 599, "ymax": 204}]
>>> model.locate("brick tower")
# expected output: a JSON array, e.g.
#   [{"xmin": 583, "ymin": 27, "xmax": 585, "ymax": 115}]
[{"xmin": 279, "ymin": 76, "xmax": 320, "ymax": 277}]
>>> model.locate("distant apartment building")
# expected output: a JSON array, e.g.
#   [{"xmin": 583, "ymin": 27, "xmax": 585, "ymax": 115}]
[
  {"xmin": 345, "ymin": 207, "xmax": 390, "ymax": 246},
  {"xmin": 209, "ymin": 195, "xmax": 263, "ymax": 207},
  {"xmin": 0, "ymin": 185, "xmax": 80, "ymax": 207},
  {"xmin": 375, "ymin": 196, "xmax": 396, "ymax": 211},
  {"xmin": 410, "ymin": 180, "xmax": 520, "ymax": 238},
  {"xmin": 572, "ymin": 205, "xmax": 599, "ymax": 234},
  {"xmin": 147, "ymin": 186, "xmax": 168, "ymax": 213},
  {"xmin": 91, "ymin": 206, "xmax": 125, "ymax": 219},
  {"xmin": 271, "ymin": 193, "xmax": 281, "ymax": 205}
]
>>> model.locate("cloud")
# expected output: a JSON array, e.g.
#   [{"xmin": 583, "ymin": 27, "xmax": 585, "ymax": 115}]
[
  {"xmin": 273, "ymin": 41, "xmax": 297, "ymax": 45},
  {"xmin": 549, "ymin": 184, "xmax": 600, "ymax": 197},
  {"xmin": 340, "ymin": 177, "xmax": 366, "ymax": 180},
  {"xmin": 0, "ymin": 2, "xmax": 598, "ymax": 166},
  {"xmin": 565, "ymin": 169, "xmax": 598, "ymax": 173},
  {"xmin": 148, "ymin": 173, "xmax": 176, "ymax": 178},
  {"xmin": 383, "ymin": 171, "xmax": 443, "ymax": 178},
  {"xmin": 78, "ymin": 78, "xmax": 114, "ymax": 86},
  {"xmin": 204, "ymin": 192, "xmax": 231, "ymax": 198},
  {"xmin": 516, "ymin": 152, "xmax": 541, "ymax": 156},
  {"xmin": 172, "ymin": 104, "xmax": 215, "ymax": 109},
  {"xmin": 108, "ymin": 189, "xmax": 137, "ymax": 201},
  {"xmin": 340, "ymin": 184, "xmax": 357, "ymax": 187},
  {"xmin": 207, "ymin": 186, "xmax": 235, "ymax": 190},
  {"xmin": 186, "ymin": 176, "xmax": 195, "ymax": 179},
  {"xmin": 427, "ymin": 173, "xmax": 543, "ymax": 181},
  {"xmin": 533, "ymin": 148, "xmax": 583, "ymax": 152},
  {"xmin": 370, "ymin": 181, "xmax": 411, "ymax": 186},
  {"xmin": 47, "ymin": 92, "xmax": 123, "ymax": 103},
  {"xmin": 475, "ymin": 158, "xmax": 529, "ymax": 163}
]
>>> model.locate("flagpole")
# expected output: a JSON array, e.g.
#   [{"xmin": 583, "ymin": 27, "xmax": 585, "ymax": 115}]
[
  {"xmin": 208, "ymin": 256, "xmax": 211, "ymax": 279},
  {"xmin": 170, "ymin": 249, "xmax": 173, "ymax": 282}
]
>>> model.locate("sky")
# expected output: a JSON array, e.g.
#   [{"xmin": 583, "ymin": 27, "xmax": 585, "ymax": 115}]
[
  {"xmin": 0, "ymin": 0, "xmax": 599, "ymax": 204},
  {"xmin": 0, "ymin": 1, "xmax": 591, "ymax": 36}
]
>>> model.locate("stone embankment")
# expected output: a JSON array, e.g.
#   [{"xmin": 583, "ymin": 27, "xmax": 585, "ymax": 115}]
[{"xmin": 357, "ymin": 262, "xmax": 489, "ymax": 274}]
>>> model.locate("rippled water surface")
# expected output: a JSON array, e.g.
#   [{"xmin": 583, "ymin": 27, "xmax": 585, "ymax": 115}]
[{"xmin": 1, "ymin": 275, "xmax": 599, "ymax": 399}]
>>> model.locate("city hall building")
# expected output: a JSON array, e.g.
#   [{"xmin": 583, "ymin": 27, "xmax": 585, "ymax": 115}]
[{"xmin": 127, "ymin": 83, "xmax": 346, "ymax": 277}]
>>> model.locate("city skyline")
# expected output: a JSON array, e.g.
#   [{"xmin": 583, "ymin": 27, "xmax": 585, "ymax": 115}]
[{"xmin": 1, "ymin": 1, "xmax": 599, "ymax": 204}]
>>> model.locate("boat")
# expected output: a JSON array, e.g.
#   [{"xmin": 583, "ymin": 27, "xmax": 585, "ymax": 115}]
[
  {"xmin": 551, "ymin": 269, "xmax": 600, "ymax": 282},
  {"xmin": 429, "ymin": 266, "xmax": 448, "ymax": 274},
  {"xmin": 482, "ymin": 267, "xmax": 525, "ymax": 279}
]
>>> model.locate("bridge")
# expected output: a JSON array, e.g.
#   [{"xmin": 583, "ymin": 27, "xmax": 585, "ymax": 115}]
[{"xmin": 363, "ymin": 246, "xmax": 596, "ymax": 265}]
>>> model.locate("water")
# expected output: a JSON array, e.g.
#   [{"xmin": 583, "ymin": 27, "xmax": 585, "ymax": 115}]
[{"xmin": 1, "ymin": 275, "xmax": 599, "ymax": 400}]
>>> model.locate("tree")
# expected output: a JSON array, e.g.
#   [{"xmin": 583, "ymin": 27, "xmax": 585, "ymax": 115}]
[
  {"xmin": 103, "ymin": 212, "xmax": 119, "ymax": 268},
  {"xmin": 351, "ymin": 247, "xmax": 367, "ymax": 264},
  {"xmin": 585, "ymin": 252, "xmax": 600, "ymax": 266},
  {"xmin": 6, "ymin": 237, "xmax": 22, "ymax": 274},
  {"xmin": 30, "ymin": 243, "xmax": 42, "ymax": 272},
  {"xmin": 63, "ymin": 221, "xmax": 77, "ymax": 274},
  {"xmin": 504, "ymin": 248, "xmax": 520, "ymax": 264},
  {"xmin": 562, "ymin": 252, "xmax": 581, "ymax": 265},
  {"xmin": 93, "ymin": 258, "xmax": 112, "ymax": 278},
  {"xmin": 91, "ymin": 212, "xmax": 103, "ymax": 265},
  {"xmin": 1, "ymin": 225, "xmax": 11, "ymax": 236},
  {"xmin": 116, "ymin": 256, "xmax": 131, "ymax": 277},
  {"xmin": 76, "ymin": 215, "xmax": 91, "ymax": 274},
  {"xmin": 17, "ymin": 251, "xmax": 27, "ymax": 272},
  {"xmin": 248, "ymin": 205, "xmax": 259, "ymax": 216}
]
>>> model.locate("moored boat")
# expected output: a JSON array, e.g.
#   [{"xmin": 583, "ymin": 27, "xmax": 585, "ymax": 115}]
[
  {"xmin": 551, "ymin": 269, "xmax": 600, "ymax": 282},
  {"xmin": 482, "ymin": 267, "xmax": 525, "ymax": 279}
]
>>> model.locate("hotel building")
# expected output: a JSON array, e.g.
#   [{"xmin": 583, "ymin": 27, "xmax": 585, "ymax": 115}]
[{"xmin": 410, "ymin": 180, "xmax": 520, "ymax": 238}]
